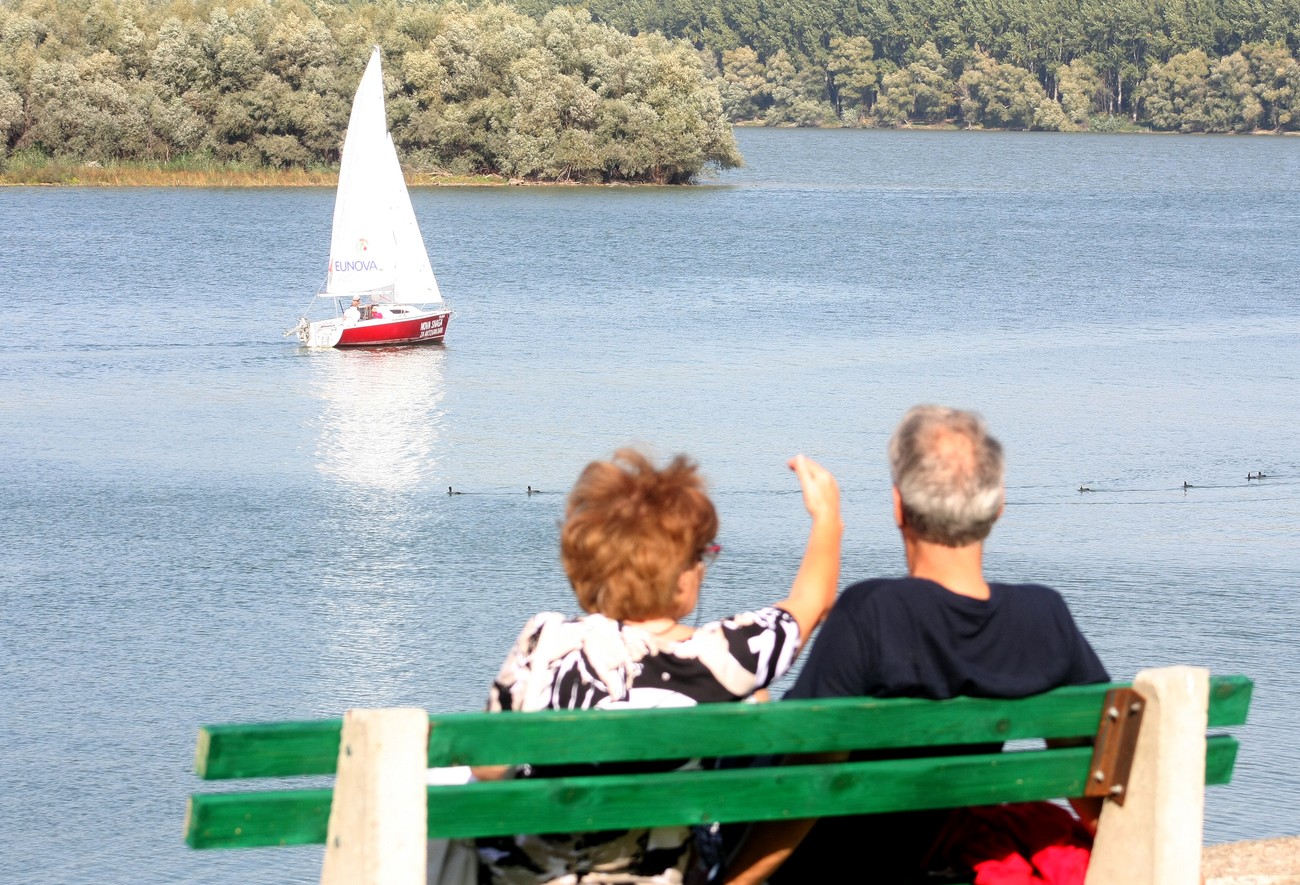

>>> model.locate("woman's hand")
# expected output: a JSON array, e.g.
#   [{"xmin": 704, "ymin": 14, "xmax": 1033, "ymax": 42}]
[
  {"xmin": 788, "ymin": 454, "xmax": 841, "ymax": 525},
  {"xmin": 774, "ymin": 455, "xmax": 843, "ymax": 644}
]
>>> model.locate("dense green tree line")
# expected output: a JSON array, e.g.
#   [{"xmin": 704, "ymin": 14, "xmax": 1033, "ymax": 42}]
[
  {"xmin": 1, "ymin": 0, "xmax": 1296, "ymax": 178},
  {"xmin": 0, "ymin": 0, "xmax": 740, "ymax": 182},
  {"xmin": 713, "ymin": 37, "xmax": 1300, "ymax": 130},
  {"xmin": 554, "ymin": 0, "xmax": 1300, "ymax": 129},
  {"xmin": 711, "ymin": 37, "xmax": 1300, "ymax": 130}
]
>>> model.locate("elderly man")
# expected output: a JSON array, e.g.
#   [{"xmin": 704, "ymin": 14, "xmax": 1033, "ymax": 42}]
[
  {"xmin": 725, "ymin": 404, "xmax": 1108, "ymax": 884},
  {"xmin": 343, "ymin": 296, "xmax": 363, "ymax": 323}
]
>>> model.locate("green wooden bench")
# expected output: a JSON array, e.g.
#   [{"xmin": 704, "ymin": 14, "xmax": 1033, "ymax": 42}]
[{"xmin": 186, "ymin": 666, "xmax": 1251, "ymax": 885}]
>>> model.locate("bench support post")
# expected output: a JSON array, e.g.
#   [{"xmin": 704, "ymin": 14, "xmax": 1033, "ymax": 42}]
[
  {"xmin": 1085, "ymin": 666, "xmax": 1209, "ymax": 885},
  {"xmin": 321, "ymin": 708, "xmax": 429, "ymax": 885}
]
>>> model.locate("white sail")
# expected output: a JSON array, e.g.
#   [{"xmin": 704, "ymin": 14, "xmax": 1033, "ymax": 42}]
[{"xmin": 323, "ymin": 48, "xmax": 443, "ymax": 305}]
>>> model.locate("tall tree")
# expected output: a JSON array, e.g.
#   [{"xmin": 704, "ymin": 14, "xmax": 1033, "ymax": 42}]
[
  {"xmin": 826, "ymin": 35, "xmax": 879, "ymax": 121},
  {"xmin": 1141, "ymin": 49, "xmax": 1213, "ymax": 130},
  {"xmin": 1056, "ymin": 58, "xmax": 1105, "ymax": 127}
]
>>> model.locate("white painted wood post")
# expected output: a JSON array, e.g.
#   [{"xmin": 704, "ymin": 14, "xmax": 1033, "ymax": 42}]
[
  {"xmin": 321, "ymin": 708, "xmax": 429, "ymax": 885},
  {"xmin": 1086, "ymin": 666, "xmax": 1209, "ymax": 885}
]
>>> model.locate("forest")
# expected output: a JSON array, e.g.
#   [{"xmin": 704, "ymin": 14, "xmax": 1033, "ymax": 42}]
[
  {"xmin": 0, "ymin": 0, "xmax": 1297, "ymax": 185},
  {"xmin": 566, "ymin": 0, "xmax": 1300, "ymax": 130},
  {"xmin": 0, "ymin": 0, "xmax": 741, "ymax": 183}
]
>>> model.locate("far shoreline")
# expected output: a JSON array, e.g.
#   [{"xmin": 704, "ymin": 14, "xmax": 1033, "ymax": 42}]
[
  {"xmin": 0, "ymin": 166, "xmax": 549, "ymax": 188},
  {"xmin": 4, "ymin": 124, "xmax": 1294, "ymax": 188},
  {"xmin": 0, "ymin": 170, "xmax": 692, "ymax": 188}
]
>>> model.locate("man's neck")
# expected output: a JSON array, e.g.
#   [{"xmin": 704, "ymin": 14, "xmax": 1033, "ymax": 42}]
[{"xmin": 903, "ymin": 534, "xmax": 990, "ymax": 600}]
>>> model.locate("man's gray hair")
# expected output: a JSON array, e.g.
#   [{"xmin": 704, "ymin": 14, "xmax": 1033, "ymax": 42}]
[{"xmin": 888, "ymin": 405, "xmax": 1005, "ymax": 547}]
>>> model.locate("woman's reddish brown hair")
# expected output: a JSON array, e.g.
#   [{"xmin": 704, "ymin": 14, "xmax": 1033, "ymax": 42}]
[{"xmin": 561, "ymin": 449, "xmax": 718, "ymax": 621}]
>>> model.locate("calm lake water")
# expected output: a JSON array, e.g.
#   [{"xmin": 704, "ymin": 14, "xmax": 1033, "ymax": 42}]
[{"xmin": 2, "ymin": 128, "xmax": 1298, "ymax": 883}]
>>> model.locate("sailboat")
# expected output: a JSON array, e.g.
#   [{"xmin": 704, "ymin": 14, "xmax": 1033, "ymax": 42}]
[{"xmin": 290, "ymin": 47, "xmax": 451, "ymax": 348}]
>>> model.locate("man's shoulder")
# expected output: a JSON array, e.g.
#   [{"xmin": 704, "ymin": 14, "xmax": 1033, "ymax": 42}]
[
  {"xmin": 992, "ymin": 581, "xmax": 1060, "ymax": 593},
  {"xmin": 991, "ymin": 581, "xmax": 1070, "ymax": 610},
  {"xmin": 833, "ymin": 578, "xmax": 1077, "ymax": 631},
  {"xmin": 840, "ymin": 575, "xmax": 927, "ymax": 600},
  {"xmin": 837, "ymin": 575, "xmax": 977, "ymax": 610},
  {"xmin": 823, "ymin": 577, "xmax": 943, "ymax": 630},
  {"xmin": 991, "ymin": 582, "xmax": 1096, "ymax": 648}
]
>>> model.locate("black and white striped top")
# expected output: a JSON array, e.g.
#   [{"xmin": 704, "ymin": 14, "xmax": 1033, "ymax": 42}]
[{"xmin": 479, "ymin": 606, "xmax": 800, "ymax": 885}]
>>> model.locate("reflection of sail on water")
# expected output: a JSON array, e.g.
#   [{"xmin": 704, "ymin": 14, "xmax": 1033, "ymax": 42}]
[
  {"xmin": 311, "ymin": 347, "xmax": 446, "ymax": 489},
  {"xmin": 309, "ymin": 346, "xmax": 449, "ymax": 703}
]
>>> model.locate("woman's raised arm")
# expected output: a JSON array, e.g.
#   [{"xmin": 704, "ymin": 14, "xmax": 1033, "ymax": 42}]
[{"xmin": 773, "ymin": 454, "xmax": 842, "ymax": 646}]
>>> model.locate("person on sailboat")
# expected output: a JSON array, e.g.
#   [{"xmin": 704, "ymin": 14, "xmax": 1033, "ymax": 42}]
[
  {"xmin": 344, "ymin": 297, "xmax": 362, "ymax": 324},
  {"xmin": 472, "ymin": 448, "xmax": 843, "ymax": 885}
]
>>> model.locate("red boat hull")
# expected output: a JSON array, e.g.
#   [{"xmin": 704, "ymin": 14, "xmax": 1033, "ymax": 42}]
[{"xmin": 335, "ymin": 310, "xmax": 450, "ymax": 347}]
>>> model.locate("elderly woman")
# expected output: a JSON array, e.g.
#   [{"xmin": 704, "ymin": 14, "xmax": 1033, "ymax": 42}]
[{"xmin": 474, "ymin": 448, "xmax": 842, "ymax": 885}]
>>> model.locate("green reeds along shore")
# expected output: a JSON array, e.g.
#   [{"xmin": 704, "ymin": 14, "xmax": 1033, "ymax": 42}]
[{"xmin": 0, "ymin": 152, "xmax": 505, "ymax": 188}]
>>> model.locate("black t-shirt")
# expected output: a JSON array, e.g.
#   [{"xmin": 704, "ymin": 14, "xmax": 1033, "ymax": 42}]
[
  {"xmin": 786, "ymin": 577, "xmax": 1109, "ymax": 702},
  {"xmin": 770, "ymin": 577, "xmax": 1109, "ymax": 884}
]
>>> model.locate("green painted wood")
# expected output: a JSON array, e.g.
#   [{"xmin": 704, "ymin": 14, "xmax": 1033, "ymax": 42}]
[
  {"xmin": 195, "ymin": 676, "xmax": 1251, "ymax": 779},
  {"xmin": 185, "ymin": 736, "xmax": 1240, "ymax": 849},
  {"xmin": 425, "ymin": 690, "xmax": 1103, "ymax": 768},
  {"xmin": 426, "ymin": 746, "xmax": 1099, "ymax": 838},
  {"xmin": 196, "ymin": 720, "xmax": 342, "ymax": 779},
  {"xmin": 426, "ymin": 736, "xmax": 1239, "ymax": 838},
  {"xmin": 184, "ymin": 788, "xmax": 334, "ymax": 849},
  {"xmin": 202, "ymin": 691, "xmax": 1104, "ymax": 779},
  {"xmin": 1207, "ymin": 675, "xmax": 1253, "ymax": 728},
  {"xmin": 1204, "ymin": 735, "xmax": 1240, "ymax": 784}
]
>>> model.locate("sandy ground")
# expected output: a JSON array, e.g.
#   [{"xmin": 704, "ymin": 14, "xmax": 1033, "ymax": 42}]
[{"xmin": 1205, "ymin": 836, "xmax": 1300, "ymax": 884}]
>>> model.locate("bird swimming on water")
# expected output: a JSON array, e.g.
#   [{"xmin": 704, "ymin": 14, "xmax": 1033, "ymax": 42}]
[
  {"xmin": 1078, "ymin": 485, "xmax": 1092, "ymax": 492},
  {"xmin": 1183, "ymin": 481, "xmax": 1193, "ymax": 489},
  {"xmin": 527, "ymin": 486, "xmax": 541, "ymax": 495},
  {"xmin": 448, "ymin": 486, "xmax": 463, "ymax": 495}
]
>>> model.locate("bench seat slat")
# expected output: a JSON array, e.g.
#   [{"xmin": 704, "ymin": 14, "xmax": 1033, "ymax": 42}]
[
  {"xmin": 194, "ymin": 676, "xmax": 1252, "ymax": 780},
  {"xmin": 185, "ymin": 788, "xmax": 333, "ymax": 849},
  {"xmin": 185, "ymin": 736, "xmax": 1239, "ymax": 849}
]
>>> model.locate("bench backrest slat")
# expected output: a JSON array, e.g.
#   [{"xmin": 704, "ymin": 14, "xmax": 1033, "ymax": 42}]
[
  {"xmin": 194, "ymin": 676, "xmax": 1252, "ymax": 780},
  {"xmin": 196, "ymin": 720, "xmax": 341, "ymax": 779},
  {"xmin": 1208, "ymin": 674, "xmax": 1253, "ymax": 727},
  {"xmin": 184, "ymin": 736, "xmax": 1240, "ymax": 850}
]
